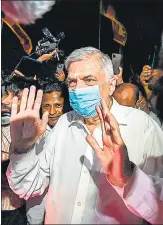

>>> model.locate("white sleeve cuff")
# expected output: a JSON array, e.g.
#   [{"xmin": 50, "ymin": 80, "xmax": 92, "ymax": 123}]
[{"xmin": 10, "ymin": 146, "xmax": 37, "ymax": 171}]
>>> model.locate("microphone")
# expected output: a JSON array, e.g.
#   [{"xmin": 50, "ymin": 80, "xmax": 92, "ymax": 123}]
[{"xmin": 2, "ymin": 1, "xmax": 56, "ymax": 25}]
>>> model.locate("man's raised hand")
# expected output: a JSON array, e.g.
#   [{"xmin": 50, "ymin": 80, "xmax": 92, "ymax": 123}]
[
  {"xmin": 10, "ymin": 86, "xmax": 48, "ymax": 153},
  {"xmin": 86, "ymin": 100, "xmax": 134, "ymax": 187}
]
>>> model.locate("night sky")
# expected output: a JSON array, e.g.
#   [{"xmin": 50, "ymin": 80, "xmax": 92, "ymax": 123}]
[{"xmin": 2, "ymin": 0, "xmax": 163, "ymax": 81}]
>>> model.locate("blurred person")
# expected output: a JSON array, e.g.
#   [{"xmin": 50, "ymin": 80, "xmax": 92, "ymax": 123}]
[
  {"xmin": 1, "ymin": 75, "xmax": 39, "ymax": 225},
  {"xmin": 139, "ymin": 66, "xmax": 163, "ymax": 127},
  {"xmin": 114, "ymin": 66, "xmax": 124, "ymax": 86},
  {"xmin": 55, "ymin": 63, "xmax": 66, "ymax": 81},
  {"xmin": 26, "ymin": 77, "xmax": 71, "ymax": 224},
  {"xmin": 113, "ymin": 83, "xmax": 162, "ymax": 128},
  {"xmin": 113, "ymin": 83, "xmax": 139, "ymax": 107},
  {"xmin": 139, "ymin": 65, "xmax": 161, "ymax": 99},
  {"xmin": 148, "ymin": 73, "xmax": 163, "ymax": 128},
  {"xmin": 135, "ymin": 92, "xmax": 151, "ymax": 114},
  {"xmin": 7, "ymin": 47, "xmax": 163, "ymax": 224},
  {"xmin": 139, "ymin": 65, "xmax": 153, "ymax": 98}
]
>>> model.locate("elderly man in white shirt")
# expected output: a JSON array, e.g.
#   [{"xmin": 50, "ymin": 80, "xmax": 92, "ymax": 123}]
[{"xmin": 7, "ymin": 47, "xmax": 163, "ymax": 224}]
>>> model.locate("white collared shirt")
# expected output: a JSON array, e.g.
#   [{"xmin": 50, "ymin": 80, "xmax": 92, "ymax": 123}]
[
  {"xmin": 149, "ymin": 111, "xmax": 163, "ymax": 130},
  {"xmin": 8, "ymin": 99, "xmax": 163, "ymax": 224},
  {"xmin": 26, "ymin": 125, "xmax": 52, "ymax": 224}
]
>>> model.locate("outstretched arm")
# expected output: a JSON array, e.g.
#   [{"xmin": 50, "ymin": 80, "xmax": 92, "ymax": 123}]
[{"xmin": 86, "ymin": 100, "xmax": 163, "ymax": 224}]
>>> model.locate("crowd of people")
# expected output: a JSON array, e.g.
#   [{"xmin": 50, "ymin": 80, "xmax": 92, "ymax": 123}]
[{"xmin": 1, "ymin": 40, "xmax": 163, "ymax": 224}]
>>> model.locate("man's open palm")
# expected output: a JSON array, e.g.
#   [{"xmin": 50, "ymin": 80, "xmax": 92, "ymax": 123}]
[{"xmin": 10, "ymin": 86, "xmax": 48, "ymax": 153}]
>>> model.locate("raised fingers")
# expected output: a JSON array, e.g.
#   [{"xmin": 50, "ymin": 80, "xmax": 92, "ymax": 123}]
[
  {"xmin": 101, "ymin": 99, "xmax": 111, "ymax": 132},
  {"xmin": 26, "ymin": 86, "xmax": 36, "ymax": 110},
  {"xmin": 101, "ymin": 99, "xmax": 108, "ymax": 117},
  {"xmin": 86, "ymin": 135, "xmax": 102, "ymax": 158},
  {"xmin": 19, "ymin": 88, "xmax": 29, "ymax": 112},
  {"xmin": 105, "ymin": 111, "xmax": 123, "ymax": 145},
  {"xmin": 96, "ymin": 105, "xmax": 106, "ymax": 134},
  {"xmin": 11, "ymin": 96, "xmax": 18, "ymax": 117},
  {"xmin": 106, "ymin": 111, "xmax": 119, "ymax": 131},
  {"xmin": 33, "ymin": 89, "xmax": 43, "ymax": 112}
]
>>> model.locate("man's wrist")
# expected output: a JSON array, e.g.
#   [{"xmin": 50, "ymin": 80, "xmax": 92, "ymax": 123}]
[
  {"xmin": 106, "ymin": 162, "xmax": 135, "ymax": 188},
  {"xmin": 10, "ymin": 143, "xmax": 35, "ymax": 154}
]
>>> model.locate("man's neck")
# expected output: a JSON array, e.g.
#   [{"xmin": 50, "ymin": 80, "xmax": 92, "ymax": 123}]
[{"xmin": 85, "ymin": 97, "xmax": 112, "ymax": 134}]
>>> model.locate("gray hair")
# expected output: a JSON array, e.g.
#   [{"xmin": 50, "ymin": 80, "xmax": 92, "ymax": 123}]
[{"xmin": 65, "ymin": 47, "xmax": 113, "ymax": 81}]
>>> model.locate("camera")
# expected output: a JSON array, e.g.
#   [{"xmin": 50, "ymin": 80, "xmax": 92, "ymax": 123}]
[{"xmin": 35, "ymin": 27, "xmax": 65, "ymax": 60}]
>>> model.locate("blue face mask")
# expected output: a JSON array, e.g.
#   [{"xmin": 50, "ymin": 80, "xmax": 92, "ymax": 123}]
[{"xmin": 69, "ymin": 85, "xmax": 101, "ymax": 118}]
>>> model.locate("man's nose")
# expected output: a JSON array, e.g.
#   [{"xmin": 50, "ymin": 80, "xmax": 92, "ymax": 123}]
[
  {"xmin": 50, "ymin": 106, "xmax": 57, "ymax": 115},
  {"xmin": 2, "ymin": 96, "xmax": 13, "ymax": 105}
]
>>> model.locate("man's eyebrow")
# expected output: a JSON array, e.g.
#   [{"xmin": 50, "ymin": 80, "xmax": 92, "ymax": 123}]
[
  {"xmin": 80, "ymin": 74, "xmax": 95, "ymax": 79},
  {"xmin": 67, "ymin": 77, "xmax": 77, "ymax": 81}
]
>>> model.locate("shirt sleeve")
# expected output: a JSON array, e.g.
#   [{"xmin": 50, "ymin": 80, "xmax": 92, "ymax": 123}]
[
  {"xmin": 26, "ymin": 187, "xmax": 48, "ymax": 224},
  {"xmin": 109, "ymin": 122, "xmax": 163, "ymax": 224},
  {"xmin": 6, "ymin": 127, "xmax": 56, "ymax": 201}
]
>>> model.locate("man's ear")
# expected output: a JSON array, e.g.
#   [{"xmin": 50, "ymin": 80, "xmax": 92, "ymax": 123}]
[{"xmin": 109, "ymin": 77, "xmax": 117, "ymax": 95}]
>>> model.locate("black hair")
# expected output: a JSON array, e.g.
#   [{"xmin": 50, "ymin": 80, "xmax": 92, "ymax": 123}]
[
  {"xmin": 3, "ymin": 75, "xmax": 40, "ymax": 95},
  {"xmin": 40, "ymin": 77, "xmax": 65, "ymax": 94},
  {"xmin": 39, "ymin": 77, "xmax": 71, "ymax": 114}
]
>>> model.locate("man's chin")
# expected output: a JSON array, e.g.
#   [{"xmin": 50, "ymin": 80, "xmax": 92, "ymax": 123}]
[{"xmin": 48, "ymin": 119, "xmax": 58, "ymax": 128}]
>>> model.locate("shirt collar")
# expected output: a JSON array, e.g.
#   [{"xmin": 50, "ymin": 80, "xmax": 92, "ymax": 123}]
[
  {"xmin": 46, "ymin": 124, "xmax": 52, "ymax": 132},
  {"xmin": 69, "ymin": 97, "xmax": 127, "ymax": 127},
  {"xmin": 69, "ymin": 113, "xmax": 85, "ymax": 127}
]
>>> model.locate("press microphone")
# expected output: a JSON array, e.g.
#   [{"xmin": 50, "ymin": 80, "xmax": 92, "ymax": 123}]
[{"xmin": 2, "ymin": 1, "xmax": 56, "ymax": 25}]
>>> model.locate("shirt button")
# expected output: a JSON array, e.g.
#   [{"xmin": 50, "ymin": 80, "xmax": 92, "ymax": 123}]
[
  {"xmin": 77, "ymin": 202, "xmax": 81, "ymax": 206},
  {"xmin": 84, "ymin": 170, "xmax": 88, "ymax": 174}
]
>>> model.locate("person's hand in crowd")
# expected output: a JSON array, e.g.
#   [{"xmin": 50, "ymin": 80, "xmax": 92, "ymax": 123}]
[
  {"xmin": 37, "ymin": 50, "xmax": 57, "ymax": 62},
  {"xmin": 139, "ymin": 65, "xmax": 152, "ymax": 87},
  {"xmin": 86, "ymin": 100, "xmax": 134, "ymax": 188},
  {"xmin": 114, "ymin": 67, "xmax": 123, "ymax": 86},
  {"xmin": 10, "ymin": 86, "xmax": 49, "ymax": 153},
  {"xmin": 135, "ymin": 94, "xmax": 150, "ymax": 114},
  {"xmin": 56, "ymin": 71, "xmax": 66, "ymax": 81},
  {"xmin": 12, "ymin": 70, "xmax": 24, "ymax": 77}
]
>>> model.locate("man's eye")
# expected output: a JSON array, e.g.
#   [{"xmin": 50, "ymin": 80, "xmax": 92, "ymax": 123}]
[
  {"xmin": 86, "ymin": 78, "xmax": 94, "ymax": 82},
  {"xmin": 44, "ymin": 105, "xmax": 50, "ymax": 108},
  {"xmin": 56, "ymin": 104, "xmax": 62, "ymax": 108},
  {"xmin": 85, "ymin": 78, "xmax": 96, "ymax": 85},
  {"xmin": 67, "ymin": 80, "xmax": 76, "ymax": 87}
]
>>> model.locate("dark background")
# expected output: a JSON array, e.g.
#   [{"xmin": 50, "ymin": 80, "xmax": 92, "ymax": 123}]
[{"xmin": 2, "ymin": 0, "xmax": 163, "ymax": 81}]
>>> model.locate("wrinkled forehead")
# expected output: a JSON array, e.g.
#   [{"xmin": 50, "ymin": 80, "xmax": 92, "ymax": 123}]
[{"xmin": 68, "ymin": 58, "xmax": 101, "ymax": 78}]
